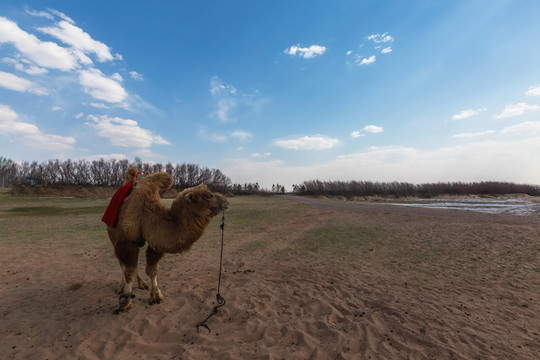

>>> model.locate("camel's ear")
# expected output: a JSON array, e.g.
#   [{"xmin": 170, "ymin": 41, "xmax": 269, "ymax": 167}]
[{"xmin": 185, "ymin": 191, "xmax": 193, "ymax": 202}]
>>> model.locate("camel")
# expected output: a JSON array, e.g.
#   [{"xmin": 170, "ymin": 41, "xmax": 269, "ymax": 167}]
[{"xmin": 106, "ymin": 167, "xmax": 230, "ymax": 314}]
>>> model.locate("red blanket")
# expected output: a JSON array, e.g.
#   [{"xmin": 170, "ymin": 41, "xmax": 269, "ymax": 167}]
[{"xmin": 102, "ymin": 182, "xmax": 133, "ymax": 227}]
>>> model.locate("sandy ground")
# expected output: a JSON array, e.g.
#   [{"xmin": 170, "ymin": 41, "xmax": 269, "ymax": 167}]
[{"xmin": 1, "ymin": 195, "xmax": 539, "ymax": 359}]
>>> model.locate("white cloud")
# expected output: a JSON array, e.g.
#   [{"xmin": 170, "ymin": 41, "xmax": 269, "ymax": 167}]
[
  {"xmin": 38, "ymin": 20, "xmax": 114, "ymax": 62},
  {"xmin": 110, "ymin": 72, "xmax": 122, "ymax": 82},
  {"xmin": 0, "ymin": 16, "xmax": 79, "ymax": 71},
  {"xmin": 209, "ymin": 76, "xmax": 266, "ymax": 123},
  {"xmin": 228, "ymin": 137, "xmax": 540, "ymax": 190},
  {"xmin": 0, "ymin": 71, "xmax": 48, "ymax": 95},
  {"xmin": 210, "ymin": 76, "xmax": 237, "ymax": 96},
  {"xmin": 500, "ymin": 121, "xmax": 540, "ymax": 135},
  {"xmin": 198, "ymin": 127, "xmax": 252, "ymax": 143},
  {"xmin": 452, "ymin": 130, "xmax": 495, "ymax": 138},
  {"xmin": 230, "ymin": 130, "xmax": 252, "ymax": 140},
  {"xmin": 79, "ymin": 68, "xmax": 127, "ymax": 103},
  {"xmin": 251, "ymin": 152, "xmax": 271, "ymax": 158},
  {"xmin": 25, "ymin": 9, "xmax": 54, "ymax": 20},
  {"xmin": 48, "ymin": 9, "xmax": 75, "ymax": 24},
  {"xmin": 80, "ymin": 153, "xmax": 128, "ymax": 162},
  {"xmin": 0, "ymin": 104, "xmax": 38, "ymax": 135},
  {"xmin": 356, "ymin": 55, "xmax": 376, "ymax": 66},
  {"xmin": 3, "ymin": 57, "xmax": 48, "ymax": 75},
  {"xmin": 494, "ymin": 103, "xmax": 539, "ymax": 119},
  {"xmin": 86, "ymin": 114, "xmax": 169, "ymax": 148},
  {"xmin": 284, "ymin": 44, "xmax": 327, "ymax": 59},
  {"xmin": 525, "ymin": 85, "xmax": 540, "ymax": 96},
  {"xmin": 50, "ymin": 106, "xmax": 62, "ymax": 111},
  {"xmin": 346, "ymin": 50, "xmax": 352, "ymax": 55},
  {"xmin": 363, "ymin": 125, "xmax": 383, "ymax": 133},
  {"xmin": 198, "ymin": 127, "xmax": 227, "ymax": 143},
  {"xmin": 75, "ymin": 112, "xmax": 84, "ymax": 119},
  {"xmin": 451, "ymin": 108, "xmax": 486, "ymax": 120},
  {"xmin": 366, "ymin": 32, "xmax": 394, "ymax": 44},
  {"xmin": 25, "ymin": 133, "xmax": 76, "ymax": 150},
  {"xmin": 129, "ymin": 71, "xmax": 143, "ymax": 81},
  {"xmin": 88, "ymin": 102, "xmax": 109, "ymax": 109},
  {"xmin": 210, "ymin": 76, "xmax": 237, "ymax": 122},
  {"xmin": 381, "ymin": 47, "xmax": 392, "ymax": 54},
  {"xmin": 351, "ymin": 125, "xmax": 383, "ymax": 138},
  {"xmin": 275, "ymin": 135, "xmax": 339, "ymax": 150},
  {"xmin": 0, "ymin": 103, "xmax": 75, "ymax": 150},
  {"xmin": 212, "ymin": 98, "xmax": 237, "ymax": 122}
]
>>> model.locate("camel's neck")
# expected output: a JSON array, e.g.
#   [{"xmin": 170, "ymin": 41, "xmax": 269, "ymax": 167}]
[
  {"xmin": 173, "ymin": 211, "xmax": 212, "ymax": 252},
  {"xmin": 142, "ymin": 201, "xmax": 212, "ymax": 254}
]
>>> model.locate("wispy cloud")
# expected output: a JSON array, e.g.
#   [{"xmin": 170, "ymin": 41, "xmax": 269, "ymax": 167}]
[
  {"xmin": 366, "ymin": 32, "xmax": 394, "ymax": 44},
  {"xmin": 348, "ymin": 32, "xmax": 393, "ymax": 67},
  {"xmin": 525, "ymin": 84, "xmax": 540, "ymax": 96},
  {"xmin": 0, "ymin": 71, "xmax": 48, "ymax": 95},
  {"xmin": 284, "ymin": 44, "xmax": 327, "ymax": 59},
  {"xmin": 25, "ymin": 9, "xmax": 54, "ymax": 20},
  {"xmin": 494, "ymin": 103, "xmax": 539, "ymax": 119},
  {"xmin": 451, "ymin": 107, "xmax": 486, "ymax": 120},
  {"xmin": 86, "ymin": 114, "xmax": 169, "ymax": 148},
  {"xmin": 452, "ymin": 130, "xmax": 495, "ymax": 138},
  {"xmin": 209, "ymin": 76, "xmax": 266, "ymax": 123},
  {"xmin": 80, "ymin": 153, "xmax": 128, "ymax": 162},
  {"xmin": 275, "ymin": 135, "xmax": 339, "ymax": 150},
  {"xmin": 198, "ymin": 126, "xmax": 252, "ymax": 143},
  {"xmin": 210, "ymin": 76, "xmax": 237, "ymax": 122},
  {"xmin": 2, "ymin": 57, "xmax": 48, "ymax": 75},
  {"xmin": 0, "ymin": 103, "xmax": 75, "ymax": 150},
  {"xmin": 500, "ymin": 121, "xmax": 540, "ymax": 135},
  {"xmin": 356, "ymin": 55, "xmax": 376, "ymax": 66},
  {"xmin": 251, "ymin": 152, "xmax": 271, "ymax": 158},
  {"xmin": 351, "ymin": 125, "xmax": 383, "ymax": 138},
  {"xmin": 230, "ymin": 130, "xmax": 252, "ymax": 140},
  {"xmin": 129, "ymin": 71, "xmax": 143, "ymax": 81}
]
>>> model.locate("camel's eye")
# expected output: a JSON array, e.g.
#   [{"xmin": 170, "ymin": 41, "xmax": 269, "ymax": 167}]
[{"xmin": 204, "ymin": 194, "xmax": 213, "ymax": 200}]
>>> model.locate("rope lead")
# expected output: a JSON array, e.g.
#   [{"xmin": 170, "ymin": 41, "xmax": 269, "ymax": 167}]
[{"xmin": 196, "ymin": 211, "xmax": 227, "ymax": 334}]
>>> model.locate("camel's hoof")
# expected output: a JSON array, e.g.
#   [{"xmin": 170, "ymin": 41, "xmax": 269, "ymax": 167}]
[
  {"xmin": 114, "ymin": 293, "xmax": 134, "ymax": 314},
  {"xmin": 149, "ymin": 288, "xmax": 164, "ymax": 305},
  {"xmin": 138, "ymin": 279, "xmax": 149, "ymax": 291}
]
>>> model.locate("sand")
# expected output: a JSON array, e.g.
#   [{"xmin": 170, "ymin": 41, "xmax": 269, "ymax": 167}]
[{"xmin": 1, "ymin": 195, "xmax": 539, "ymax": 359}]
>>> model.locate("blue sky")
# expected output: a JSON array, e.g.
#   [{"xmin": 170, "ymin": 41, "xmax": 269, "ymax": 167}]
[{"xmin": 1, "ymin": 1, "xmax": 540, "ymax": 189}]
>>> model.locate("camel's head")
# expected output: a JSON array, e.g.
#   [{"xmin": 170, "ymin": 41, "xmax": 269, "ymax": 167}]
[{"xmin": 174, "ymin": 184, "xmax": 230, "ymax": 219}]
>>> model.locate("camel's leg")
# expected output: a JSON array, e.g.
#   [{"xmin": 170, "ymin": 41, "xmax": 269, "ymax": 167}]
[
  {"xmin": 116, "ymin": 249, "xmax": 149, "ymax": 294},
  {"xmin": 113, "ymin": 243, "xmax": 139, "ymax": 314},
  {"xmin": 146, "ymin": 246, "xmax": 165, "ymax": 305}
]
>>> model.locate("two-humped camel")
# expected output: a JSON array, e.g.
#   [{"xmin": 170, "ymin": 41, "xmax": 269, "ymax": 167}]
[{"xmin": 106, "ymin": 168, "xmax": 230, "ymax": 313}]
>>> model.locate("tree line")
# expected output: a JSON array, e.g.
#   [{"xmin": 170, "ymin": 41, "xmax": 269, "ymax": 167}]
[
  {"xmin": 0, "ymin": 156, "xmax": 231, "ymax": 192},
  {"xmin": 292, "ymin": 180, "xmax": 540, "ymax": 197},
  {"xmin": 2, "ymin": 156, "xmax": 539, "ymax": 196}
]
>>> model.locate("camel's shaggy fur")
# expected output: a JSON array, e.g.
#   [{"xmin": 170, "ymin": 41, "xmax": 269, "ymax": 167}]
[{"xmin": 107, "ymin": 167, "xmax": 230, "ymax": 313}]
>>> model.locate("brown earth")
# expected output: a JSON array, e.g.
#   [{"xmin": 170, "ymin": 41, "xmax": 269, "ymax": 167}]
[
  {"xmin": 1, "ymin": 194, "xmax": 539, "ymax": 359},
  {"xmin": 11, "ymin": 185, "xmax": 183, "ymax": 199}
]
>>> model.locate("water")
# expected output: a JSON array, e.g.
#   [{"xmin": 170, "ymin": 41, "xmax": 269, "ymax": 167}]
[{"xmin": 386, "ymin": 197, "xmax": 539, "ymax": 216}]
